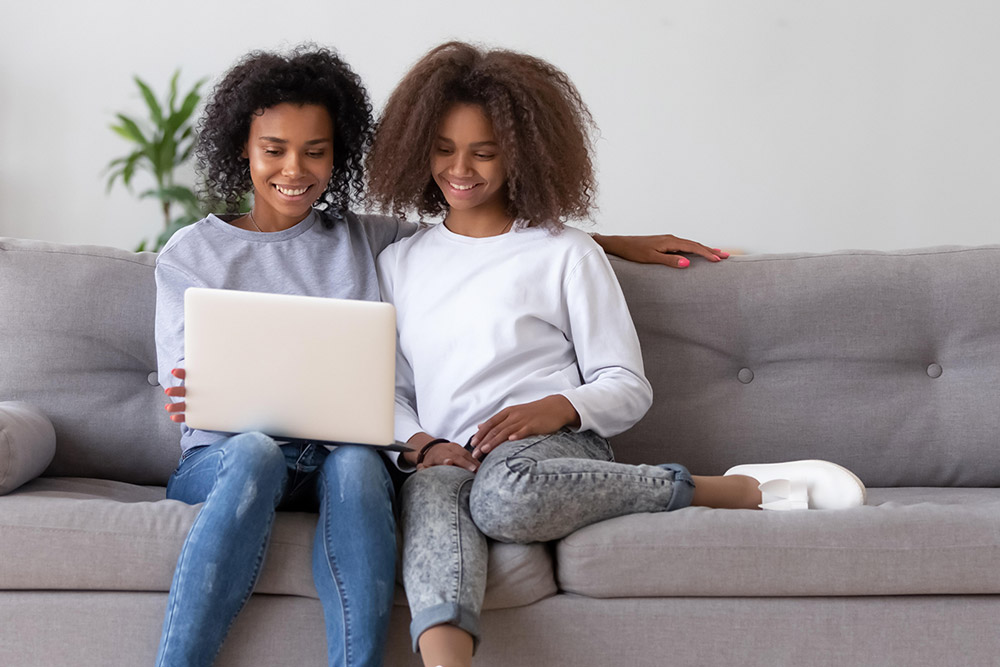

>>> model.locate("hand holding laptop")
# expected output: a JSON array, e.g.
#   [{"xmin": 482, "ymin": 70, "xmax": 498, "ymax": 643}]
[{"xmin": 163, "ymin": 369, "xmax": 187, "ymax": 423}]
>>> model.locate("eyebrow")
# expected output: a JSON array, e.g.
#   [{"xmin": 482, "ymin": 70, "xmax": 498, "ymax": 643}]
[
  {"xmin": 436, "ymin": 136, "xmax": 498, "ymax": 148},
  {"xmin": 256, "ymin": 137, "xmax": 332, "ymax": 145}
]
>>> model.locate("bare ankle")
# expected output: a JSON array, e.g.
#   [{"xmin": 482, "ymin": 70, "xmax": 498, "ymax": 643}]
[{"xmin": 418, "ymin": 624, "xmax": 474, "ymax": 667}]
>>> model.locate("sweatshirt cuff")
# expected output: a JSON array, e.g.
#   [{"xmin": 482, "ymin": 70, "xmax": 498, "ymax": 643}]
[
  {"xmin": 558, "ymin": 389, "xmax": 593, "ymax": 434},
  {"xmin": 386, "ymin": 449, "xmax": 417, "ymax": 473}
]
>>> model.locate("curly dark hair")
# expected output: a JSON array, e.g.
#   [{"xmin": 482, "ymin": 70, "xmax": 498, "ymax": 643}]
[
  {"xmin": 367, "ymin": 41, "xmax": 597, "ymax": 229},
  {"xmin": 197, "ymin": 45, "xmax": 373, "ymax": 219}
]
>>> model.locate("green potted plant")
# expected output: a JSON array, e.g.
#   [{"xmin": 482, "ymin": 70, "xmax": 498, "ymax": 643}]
[{"xmin": 106, "ymin": 71, "xmax": 206, "ymax": 251}]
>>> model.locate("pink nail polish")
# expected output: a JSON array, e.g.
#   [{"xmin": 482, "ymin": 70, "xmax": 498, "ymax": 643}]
[{"xmin": 677, "ymin": 257, "xmax": 690, "ymax": 268}]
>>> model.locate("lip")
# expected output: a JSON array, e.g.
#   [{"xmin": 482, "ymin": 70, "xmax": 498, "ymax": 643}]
[
  {"xmin": 442, "ymin": 179, "xmax": 483, "ymax": 196},
  {"xmin": 272, "ymin": 183, "xmax": 313, "ymax": 200}
]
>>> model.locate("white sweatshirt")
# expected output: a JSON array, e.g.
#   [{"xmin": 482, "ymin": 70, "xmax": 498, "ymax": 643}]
[{"xmin": 376, "ymin": 222, "xmax": 653, "ymax": 448}]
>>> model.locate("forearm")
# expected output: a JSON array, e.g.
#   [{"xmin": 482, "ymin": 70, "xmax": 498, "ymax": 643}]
[
  {"xmin": 403, "ymin": 431, "xmax": 438, "ymax": 466},
  {"xmin": 590, "ymin": 233, "xmax": 627, "ymax": 258}
]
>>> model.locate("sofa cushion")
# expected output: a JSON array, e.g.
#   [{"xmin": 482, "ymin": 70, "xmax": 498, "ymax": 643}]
[
  {"xmin": 0, "ymin": 238, "xmax": 179, "ymax": 485},
  {"xmin": 0, "ymin": 402, "xmax": 56, "ymax": 495},
  {"xmin": 610, "ymin": 246, "xmax": 1000, "ymax": 487},
  {"xmin": 0, "ymin": 477, "xmax": 555, "ymax": 610},
  {"xmin": 556, "ymin": 487, "xmax": 1000, "ymax": 597}
]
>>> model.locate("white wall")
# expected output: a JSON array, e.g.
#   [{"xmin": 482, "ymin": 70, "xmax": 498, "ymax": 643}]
[{"xmin": 2, "ymin": 0, "xmax": 998, "ymax": 253}]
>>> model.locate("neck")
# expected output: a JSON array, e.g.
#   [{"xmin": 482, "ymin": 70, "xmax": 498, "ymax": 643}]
[
  {"xmin": 443, "ymin": 206, "xmax": 512, "ymax": 239},
  {"xmin": 248, "ymin": 207, "xmax": 312, "ymax": 233}
]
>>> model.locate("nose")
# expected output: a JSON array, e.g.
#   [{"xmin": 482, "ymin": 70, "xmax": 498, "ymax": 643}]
[
  {"xmin": 448, "ymin": 151, "xmax": 474, "ymax": 177},
  {"xmin": 281, "ymin": 152, "xmax": 303, "ymax": 177}
]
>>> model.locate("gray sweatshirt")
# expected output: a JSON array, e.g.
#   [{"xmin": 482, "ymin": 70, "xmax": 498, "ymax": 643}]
[{"xmin": 154, "ymin": 208, "xmax": 416, "ymax": 453}]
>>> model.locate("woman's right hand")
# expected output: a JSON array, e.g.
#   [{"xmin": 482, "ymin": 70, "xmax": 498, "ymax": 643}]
[
  {"xmin": 404, "ymin": 433, "xmax": 480, "ymax": 472},
  {"xmin": 163, "ymin": 368, "xmax": 186, "ymax": 423},
  {"xmin": 418, "ymin": 441, "xmax": 480, "ymax": 472}
]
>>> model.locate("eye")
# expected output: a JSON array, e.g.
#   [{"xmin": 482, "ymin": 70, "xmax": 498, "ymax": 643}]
[
  {"xmin": 436, "ymin": 146, "xmax": 454, "ymax": 155},
  {"xmin": 475, "ymin": 153, "xmax": 496, "ymax": 160},
  {"xmin": 306, "ymin": 151, "xmax": 326, "ymax": 158},
  {"xmin": 263, "ymin": 148, "xmax": 281, "ymax": 156}
]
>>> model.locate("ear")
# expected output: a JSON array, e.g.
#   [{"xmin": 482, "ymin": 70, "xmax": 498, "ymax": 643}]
[{"xmin": 241, "ymin": 144, "xmax": 249, "ymax": 159}]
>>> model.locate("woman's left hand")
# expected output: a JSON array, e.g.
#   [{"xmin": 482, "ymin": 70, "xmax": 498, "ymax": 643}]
[
  {"xmin": 593, "ymin": 233, "xmax": 729, "ymax": 268},
  {"xmin": 470, "ymin": 395, "xmax": 581, "ymax": 458}
]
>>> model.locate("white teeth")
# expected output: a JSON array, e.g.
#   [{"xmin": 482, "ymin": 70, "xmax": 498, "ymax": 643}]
[
  {"xmin": 449, "ymin": 182, "xmax": 477, "ymax": 191},
  {"xmin": 275, "ymin": 185, "xmax": 308, "ymax": 196}
]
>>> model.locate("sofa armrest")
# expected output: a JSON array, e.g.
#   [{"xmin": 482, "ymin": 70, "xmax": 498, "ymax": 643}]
[{"xmin": 0, "ymin": 401, "xmax": 56, "ymax": 495}]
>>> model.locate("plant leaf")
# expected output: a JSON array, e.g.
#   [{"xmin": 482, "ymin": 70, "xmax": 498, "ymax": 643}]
[
  {"xmin": 110, "ymin": 122, "xmax": 140, "ymax": 145},
  {"xmin": 114, "ymin": 114, "xmax": 149, "ymax": 147},
  {"xmin": 134, "ymin": 76, "xmax": 163, "ymax": 126},
  {"xmin": 139, "ymin": 185, "xmax": 200, "ymax": 209},
  {"xmin": 122, "ymin": 151, "xmax": 141, "ymax": 186},
  {"xmin": 165, "ymin": 88, "xmax": 201, "ymax": 136},
  {"xmin": 167, "ymin": 69, "xmax": 180, "ymax": 114},
  {"xmin": 158, "ymin": 134, "xmax": 178, "ymax": 182}
]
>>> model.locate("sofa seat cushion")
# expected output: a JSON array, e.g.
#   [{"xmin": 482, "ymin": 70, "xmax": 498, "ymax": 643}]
[
  {"xmin": 0, "ymin": 477, "xmax": 555, "ymax": 610},
  {"xmin": 556, "ymin": 487, "xmax": 1000, "ymax": 598}
]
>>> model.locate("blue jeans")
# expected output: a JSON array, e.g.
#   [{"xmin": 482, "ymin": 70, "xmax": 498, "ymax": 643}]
[{"xmin": 155, "ymin": 432, "xmax": 396, "ymax": 667}]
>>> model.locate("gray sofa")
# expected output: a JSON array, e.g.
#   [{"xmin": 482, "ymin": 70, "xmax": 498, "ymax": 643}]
[{"xmin": 1, "ymin": 235, "xmax": 998, "ymax": 667}]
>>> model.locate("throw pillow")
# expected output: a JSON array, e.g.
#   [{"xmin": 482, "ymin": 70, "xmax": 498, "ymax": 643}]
[{"xmin": 0, "ymin": 401, "xmax": 57, "ymax": 495}]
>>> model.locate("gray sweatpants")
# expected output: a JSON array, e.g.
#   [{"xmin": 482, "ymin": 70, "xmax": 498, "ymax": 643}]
[{"xmin": 400, "ymin": 429, "xmax": 694, "ymax": 651}]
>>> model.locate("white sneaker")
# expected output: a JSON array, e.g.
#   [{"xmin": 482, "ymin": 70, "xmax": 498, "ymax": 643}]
[{"xmin": 724, "ymin": 460, "xmax": 867, "ymax": 510}]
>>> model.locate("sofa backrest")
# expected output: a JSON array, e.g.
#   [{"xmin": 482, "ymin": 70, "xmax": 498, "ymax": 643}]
[
  {"xmin": 1, "ymin": 238, "xmax": 179, "ymax": 485},
  {"xmin": 611, "ymin": 247, "xmax": 1000, "ymax": 487},
  {"xmin": 3, "ymin": 237, "xmax": 998, "ymax": 488}
]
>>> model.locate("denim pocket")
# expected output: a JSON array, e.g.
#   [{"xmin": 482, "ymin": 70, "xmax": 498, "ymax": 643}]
[{"xmin": 178, "ymin": 444, "xmax": 208, "ymax": 464}]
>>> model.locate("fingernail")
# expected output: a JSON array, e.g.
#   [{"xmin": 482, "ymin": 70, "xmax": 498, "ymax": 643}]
[
  {"xmin": 715, "ymin": 249, "xmax": 730, "ymax": 258},
  {"xmin": 677, "ymin": 257, "xmax": 690, "ymax": 268}
]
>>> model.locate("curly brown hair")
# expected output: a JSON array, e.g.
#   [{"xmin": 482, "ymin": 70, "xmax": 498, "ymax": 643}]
[
  {"xmin": 366, "ymin": 41, "xmax": 596, "ymax": 229},
  {"xmin": 198, "ymin": 45, "xmax": 372, "ymax": 219}
]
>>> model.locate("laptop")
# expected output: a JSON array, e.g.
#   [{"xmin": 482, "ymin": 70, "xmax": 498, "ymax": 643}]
[{"xmin": 183, "ymin": 287, "xmax": 406, "ymax": 450}]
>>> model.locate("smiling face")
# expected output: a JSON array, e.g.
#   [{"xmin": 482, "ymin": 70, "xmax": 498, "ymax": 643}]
[
  {"xmin": 431, "ymin": 103, "xmax": 508, "ymax": 225},
  {"xmin": 243, "ymin": 103, "xmax": 335, "ymax": 230}
]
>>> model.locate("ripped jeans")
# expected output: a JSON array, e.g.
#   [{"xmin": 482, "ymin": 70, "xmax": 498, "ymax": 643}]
[
  {"xmin": 156, "ymin": 432, "xmax": 396, "ymax": 667},
  {"xmin": 400, "ymin": 429, "xmax": 694, "ymax": 652}
]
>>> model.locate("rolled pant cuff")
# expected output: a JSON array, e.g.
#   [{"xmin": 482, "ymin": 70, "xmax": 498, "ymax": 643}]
[
  {"xmin": 658, "ymin": 462, "xmax": 696, "ymax": 511},
  {"xmin": 410, "ymin": 602, "xmax": 482, "ymax": 654}
]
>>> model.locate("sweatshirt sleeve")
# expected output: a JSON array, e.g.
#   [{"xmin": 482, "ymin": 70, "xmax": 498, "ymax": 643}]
[
  {"xmin": 376, "ymin": 245, "xmax": 423, "ymax": 471},
  {"xmin": 557, "ymin": 249, "xmax": 653, "ymax": 437},
  {"xmin": 154, "ymin": 258, "xmax": 202, "ymax": 396},
  {"xmin": 357, "ymin": 213, "xmax": 420, "ymax": 256}
]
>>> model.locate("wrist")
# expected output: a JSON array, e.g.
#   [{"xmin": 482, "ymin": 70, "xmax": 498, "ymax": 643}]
[
  {"xmin": 404, "ymin": 433, "xmax": 451, "ymax": 465},
  {"xmin": 416, "ymin": 438, "xmax": 451, "ymax": 465},
  {"xmin": 548, "ymin": 394, "xmax": 581, "ymax": 429},
  {"xmin": 403, "ymin": 433, "xmax": 434, "ymax": 465}
]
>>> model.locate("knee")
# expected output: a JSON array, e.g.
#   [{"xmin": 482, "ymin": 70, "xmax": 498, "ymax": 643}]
[
  {"xmin": 468, "ymin": 474, "xmax": 534, "ymax": 543},
  {"xmin": 219, "ymin": 432, "xmax": 286, "ymax": 485},
  {"xmin": 321, "ymin": 445, "xmax": 391, "ymax": 503},
  {"xmin": 401, "ymin": 465, "xmax": 471, "ymax": 513}
]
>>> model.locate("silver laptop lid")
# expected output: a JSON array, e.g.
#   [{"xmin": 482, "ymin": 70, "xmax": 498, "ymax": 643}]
[{"xmin": 183, "ymin": 287, "xmax": 397, "ymax": 447}]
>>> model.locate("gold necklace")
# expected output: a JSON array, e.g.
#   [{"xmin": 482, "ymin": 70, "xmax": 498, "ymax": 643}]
[{"xmin": 248, "ymin": 210, "xmax": 264, "ymax": 232}]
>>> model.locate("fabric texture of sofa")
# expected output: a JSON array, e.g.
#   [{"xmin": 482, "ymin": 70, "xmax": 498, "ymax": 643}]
[{"xmin": 1, "ymin": 235, "xmax": 998, "ymax": 666}]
